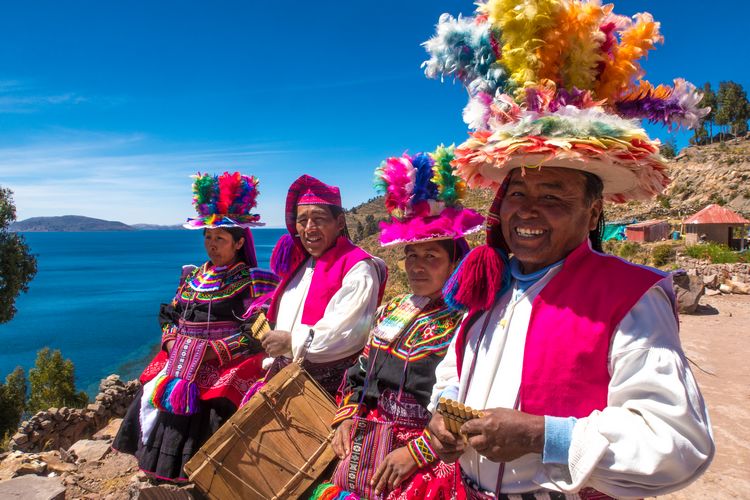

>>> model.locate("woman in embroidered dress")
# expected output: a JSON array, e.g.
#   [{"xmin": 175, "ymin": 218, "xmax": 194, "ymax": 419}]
[
  {"xmin": 113, "ymin": 172, "xmax": 279, "ymax": 482},
  {"xmin": 312, "ymin": 147, "xmax": 483, "ymax": 500}
]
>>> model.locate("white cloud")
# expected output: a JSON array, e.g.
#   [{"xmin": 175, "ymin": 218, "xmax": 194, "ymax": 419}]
[{"xmin": 0, "ymin": 131, "xmax": 363, "ymax": 227}]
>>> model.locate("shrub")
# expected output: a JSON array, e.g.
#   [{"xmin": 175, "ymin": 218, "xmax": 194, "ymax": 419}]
[
  {"xmin": 27, "ymin": 348, "xmax": 88, "ymax": 413},
  {"xmin": 685, "ymin": 243, "xmax": 740, "ymax": 263},
  {"xmin": 651, "ymin": 244, "xmax": 676, "ymax": 267},
  {"xmin": 0, "ymin": 367, "xmax": 26, "ymax": 445}
]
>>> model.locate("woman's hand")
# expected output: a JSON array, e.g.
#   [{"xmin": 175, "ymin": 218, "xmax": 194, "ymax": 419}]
[
  {"xmin": 371, "ymin": 446, "xmax": 417, "ymax": 495},
  {"xmin": 331, "ymin": 419, "xmax": 354, "ymax": 459},
  {"xmin": 426, "ymin": 412, "xmax": 465, "ymax": 463},
  {"xmin": 261, "ymin": 330, "xmax": 292, "ymax": 357},
  {"xmin": 165, "ymin": 340, "xmax": 175, "ymax": 354}
]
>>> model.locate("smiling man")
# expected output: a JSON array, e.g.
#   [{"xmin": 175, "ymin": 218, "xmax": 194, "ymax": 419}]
[
  {"xmin": 427, "ymin": 164, "xmax": 714, "ymax": 499},
  {"xmin": 260, "ymin": 175, "xmax": 386, "ymax": 396}
]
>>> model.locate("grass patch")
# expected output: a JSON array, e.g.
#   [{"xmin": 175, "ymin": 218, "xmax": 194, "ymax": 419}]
[{"xmin": 685, "ymin": 243, "xmax": 742, "ymax": 263}]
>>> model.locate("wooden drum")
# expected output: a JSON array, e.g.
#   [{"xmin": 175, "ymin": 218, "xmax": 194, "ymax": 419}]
[{"xmin": 184, "ymin": 361, "xmax": 337, "ymax": 499}]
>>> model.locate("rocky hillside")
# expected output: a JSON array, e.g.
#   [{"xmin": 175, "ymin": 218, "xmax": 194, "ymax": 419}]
[
  {"xmin": 346, "ymin": 137, "xmax": 750, "ymax": 299},
  {"xmin": 606, "ymin": 135, "xmax": 750, "ymax": 221},
  {"xmin": 10, "ymin": 215, "xmax": 135, "ymax": 232}
]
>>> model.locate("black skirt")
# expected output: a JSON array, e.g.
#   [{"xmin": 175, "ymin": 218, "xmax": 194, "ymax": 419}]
[{"xmin": 113, "ymin": 386, "xmax": 236, "ymax": 482}]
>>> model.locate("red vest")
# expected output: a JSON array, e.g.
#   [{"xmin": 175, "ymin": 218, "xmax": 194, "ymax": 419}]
[
  {"xmin": 267, "ymin": 236, "xmax": 385, "ymax": 326},
  {"xmin": 456, "ymin": 241, "xmax": 673, "ymax": 417}
]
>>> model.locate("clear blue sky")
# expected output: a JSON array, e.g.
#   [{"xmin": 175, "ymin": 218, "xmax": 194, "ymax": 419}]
[{"xmin": 1, "ymin": 1, "xmax": 747, "ymax": 226}]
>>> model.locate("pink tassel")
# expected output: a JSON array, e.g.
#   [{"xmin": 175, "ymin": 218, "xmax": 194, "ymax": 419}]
[
  {"xmin": 443, "ymin": 245, "xmax": 509, "ymax": 311},
  {"xmin": 168, "ymin": 379, "xmax": 190, "ymax": 414},
  {"xmin": 270, "ymin": 233, "xmax": 296, "ymax": 276}
]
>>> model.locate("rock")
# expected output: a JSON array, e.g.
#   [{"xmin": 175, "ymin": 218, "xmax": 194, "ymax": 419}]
[
  {"xmin": 93, "ymin": 418, "xmax": 123, "ymax": 440},
  {"xmin": 672, "ymin": 272, "xmax": 705, "ymax": 314},
  {"xmin": 10, "ymin": 433, "xmax": 28, "ymax": 445},
  {"xmin": 705, "ymin": 288, "xmax": 722, "ymax": 296},
  {"xmin": 37, "ymin": 452, "xmax": 77, "ymax": 475},
  {"xmin": 702, "ymin": 273, "xmax": 718, "ymax": 288},
  {"xmin": 0, "ymin": 475, "xmax": 65, "ymax": 499},
  {"xmin": 728, "ymin": 280, "xmax": 750, "ymax": 294},
  {"xmin": 719, "ymin": 283, "xmax": 734, "ymax": 294},
  {"xmin": 86, "ymin": 403, "xmax": 105, "ymax": 414},
  {"xmin": 68, "ymin": 440, "xmax": 112, "ymax": 463},
  {"xmin": 0, "ymin": 452, "xmax": 47, "ymax": 480}
]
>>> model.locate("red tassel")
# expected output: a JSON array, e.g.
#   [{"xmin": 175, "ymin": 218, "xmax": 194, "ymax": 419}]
[{"xmin": 443, "ymin": 245, "xmax": 508, "ymax": 311}]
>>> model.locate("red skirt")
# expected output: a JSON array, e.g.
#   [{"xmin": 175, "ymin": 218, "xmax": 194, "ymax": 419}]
[{"xmin": 385, "ymin": 422, "xmax": 464, "ymax": 500}]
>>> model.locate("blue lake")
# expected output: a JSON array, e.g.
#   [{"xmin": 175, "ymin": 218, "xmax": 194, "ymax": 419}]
[{"xmin": 0, "ymin": 229, "xmax": 285, "ymax": 396}]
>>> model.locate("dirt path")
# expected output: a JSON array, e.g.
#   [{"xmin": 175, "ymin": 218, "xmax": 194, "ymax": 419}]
[{"xmin": 660, "ymin": 293, "xmax": 750, "ymax": 499}]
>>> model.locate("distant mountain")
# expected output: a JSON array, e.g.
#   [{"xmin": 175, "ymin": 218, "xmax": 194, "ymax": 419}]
[
  {"xmin": 131, "ymin": 223, "xmax": 184, "ymax": 230},
  {"xmin": 10, "ymin": 215, "xmax": 135, "ymax": 232}
]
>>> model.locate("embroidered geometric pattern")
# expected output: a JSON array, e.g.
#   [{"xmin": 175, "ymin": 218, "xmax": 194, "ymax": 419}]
[
  {"xmin": 179, "ymin": 263, "xmax": 277, "ymax": 303},
  {"xmin": 407, "ymin": 432, "xmax": 436, "ymax": 468},
  {"xmin": 371, "ymin": 294, "xmax": 463, "ymax": 362}
]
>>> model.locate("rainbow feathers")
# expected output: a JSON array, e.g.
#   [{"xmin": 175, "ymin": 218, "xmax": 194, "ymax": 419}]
[
  {"xmin": 187, "ymin": 172, "xmax": 261, "ymax": 227},
  {"xmin": 374, "ymin": 146, "xmax": 467, "ymax": 219},
  {"xmin": 423, "ymin": 0, "xmax": 708, "ymax": 131}
]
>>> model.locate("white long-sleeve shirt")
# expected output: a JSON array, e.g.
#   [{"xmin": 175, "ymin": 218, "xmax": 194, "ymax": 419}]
[
  {"xmin": 430, "ymin": 261, "xmax": 714, "ymax": 498},
  {"xmin": 275, "ymin": 258, "xmax": 382, "ymax": 363}
]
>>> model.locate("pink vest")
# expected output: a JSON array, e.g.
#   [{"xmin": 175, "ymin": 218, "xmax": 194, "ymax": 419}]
[
  {"xmin": 457, "ymin": 241, "xmax": 673, "ymax": 418},
  {"xmin": 267, "ymin": 236, "xmax": 385, "ymax": 326}
]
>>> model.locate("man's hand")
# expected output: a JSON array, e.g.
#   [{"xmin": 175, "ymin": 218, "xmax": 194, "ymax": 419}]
[
  {"xmin": 371, "ymin": 446, "xmax": 417, "ymax": 495},
  {"xmin": 331, "ymin": 419, "xmax": 354, "ymax": 459},
  {"xmin": 426, "ymin": 412, "xmax": 465, "ymax": 463},
  {"xmin": 261, "ymin": 330, "xmax": 292, "ymax": 357},
  {"xmin": 461, "ymin": 407, "xmax": 545, "ymax": 463}
]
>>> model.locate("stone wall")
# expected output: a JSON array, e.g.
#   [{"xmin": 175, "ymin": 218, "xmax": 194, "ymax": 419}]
[
  {"xmin": 8, "ymin": 375, "xmax": 139, "ymax": 453},
  {"xmin": 676, "ymin": 258, "xmax": 750, "ymax": 285}
]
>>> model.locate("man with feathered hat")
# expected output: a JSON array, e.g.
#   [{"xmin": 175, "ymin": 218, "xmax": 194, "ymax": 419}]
[
  {"xmin": 257, "ymin": 174, "xmax": 387, "ymax": 396},
  {"xmin": 421, "ymin": 1, "xmax": 714, "ymax": 498}
]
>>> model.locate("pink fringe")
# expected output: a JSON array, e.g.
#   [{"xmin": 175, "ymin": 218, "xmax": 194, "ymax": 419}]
[{"xmin": 379, "ymin": 207, "xmax": 484, "ymax": 246}]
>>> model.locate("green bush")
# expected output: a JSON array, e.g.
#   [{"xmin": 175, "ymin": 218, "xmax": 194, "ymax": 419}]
[
  {"xmin": 0, "ymin": 367, "xmax": 26, "ymax": 446},
  {"xmin": 617, "ymin": 241, "xmax": 641, "ymax": 259},
  {"xmin": 685, "ymin": 243, "xmax": 740, "ymax": 263},
  {"xmin": 651, "ymin": 244, "xmax": 676, "ymax": 267},
  {"xmin": 27, "ymin": 348, "xmax": 88, "ymax": 413}
]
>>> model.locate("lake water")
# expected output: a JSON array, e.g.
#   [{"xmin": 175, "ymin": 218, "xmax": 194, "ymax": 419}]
[{"xmin": 0, "ymin": 229, "xmax": 285, "ymax": 396}]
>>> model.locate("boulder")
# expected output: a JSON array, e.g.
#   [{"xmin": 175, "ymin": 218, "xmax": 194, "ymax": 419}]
[
  {"xmin": 0, "ymin": 451, "xmax": 46, "ymax": 481},
  {"xmin": 673, "ymin": 272, "xmax": 705, "ymax": 314},
  {"xmin": 719, "ymin": 283, "xmax": 734, "ymax": 294},
  {"xmin": 0, "ymin": 475, "xmax": 65, "ymax": 500},
  {"xmin": 68, "ymin": 440, "xmax": 112, "ymax": 463},
  {"xmin": 702, "ymin": 273, "xmax": 718, "ymax": 288},
  {"xmin": 37, "ymin": 452, "xmax": 77, "ymax": 475},
  {"xmin": 93, "ymin": 418, "xmax": 123, "ymax": 440}
]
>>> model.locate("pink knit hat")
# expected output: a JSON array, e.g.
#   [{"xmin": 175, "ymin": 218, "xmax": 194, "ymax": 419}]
[{"xmin": 284, "ymin": 174, "xmax": 343, "ymax": 236}]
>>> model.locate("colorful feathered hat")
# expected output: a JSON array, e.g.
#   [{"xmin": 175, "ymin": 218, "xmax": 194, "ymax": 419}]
[
  {"xmin": 423, "ymin": 0, "xmax": 708, "ymax": 202},
  {"xmin": 183, "ymin": 171, "xmax": 264, "ymax": 229},
  {"xmin": 374, "ymin": 145, "xmax": 484, "ymax": 246}
]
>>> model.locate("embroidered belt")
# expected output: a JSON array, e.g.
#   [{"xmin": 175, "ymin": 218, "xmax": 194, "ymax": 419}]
[{"xmin": 177, "ymin": 319, "xmax": 240, "ymax": 339}]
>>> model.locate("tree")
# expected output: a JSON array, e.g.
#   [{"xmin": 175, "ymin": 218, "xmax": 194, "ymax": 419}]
[
  {"xmin": 0, "ymin": 187, "xmax": 37, "ymax": 323},
  {"xmin": 27, "ymin": 348, "xmax": 88, "ymax": 413},
  {"xmin": 715, "ymin": 81, "xmax": 750, "ymax": 140},
  {"xmin": 660, "ymin": 136, "xmax": 678, "ymax": 159},
  {"xmin": 363, "ymin": 214, "xmax": 379, "ymax": 238},
  {"xmin": 0, "ymin": 367, "xmax": 26, "ymax": 440},
  {"xmin": 700, "ymin": 83, "xmax": 717, "ymax": 143}
]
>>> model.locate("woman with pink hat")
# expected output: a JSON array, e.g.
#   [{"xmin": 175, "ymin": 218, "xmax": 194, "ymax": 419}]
[{"xmin": 313, "ymin": 145, "xmax": 484, "ymax": 499}]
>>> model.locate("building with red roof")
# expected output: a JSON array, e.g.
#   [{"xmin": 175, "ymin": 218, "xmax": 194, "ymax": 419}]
[{"xmin": 683, "ymin": 204, "xmax": 750, "ymax": 249}]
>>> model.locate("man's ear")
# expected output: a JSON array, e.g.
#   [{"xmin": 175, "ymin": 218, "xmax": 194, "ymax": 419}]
[{"xmin": 336, "ymin": 213, "xmax": 346, "ymax": 233}]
